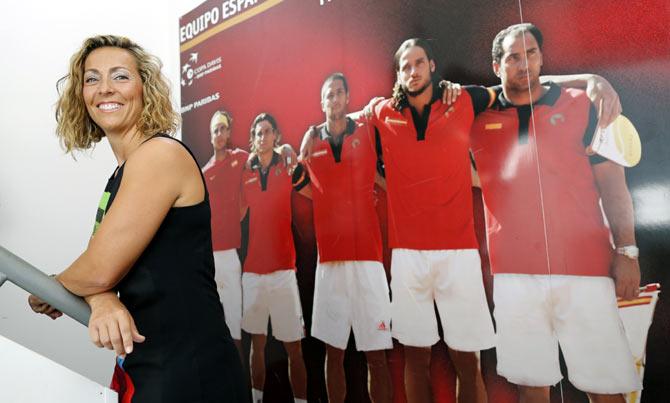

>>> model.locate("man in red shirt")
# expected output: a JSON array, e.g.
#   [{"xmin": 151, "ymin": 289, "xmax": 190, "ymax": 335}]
[
  {"xmin": 201, "ymin": 110, "xmax": 248, "ymax": 357},
  {"xmin": 470, "ymin": 23, "xmax": 641, "ymax": 402},
  {"xmin": 241, "ymin": 113, "xmax": 307, "ymax": 403},
  {"xmin": 367, "ymin": 39, "xmax": 497, "ymax": 403},
  {"xmin": 298, "ymin": 73, "xmax": 392, "ymax": 403}
]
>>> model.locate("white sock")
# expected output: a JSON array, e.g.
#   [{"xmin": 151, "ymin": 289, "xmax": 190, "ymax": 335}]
[
  {"xmin": 252, "ymin": 388, "xmax": 263, "ymax": 403},
  {"xmin": 294, "ymin": 399, "xmax": 307, "ymax": 403}
]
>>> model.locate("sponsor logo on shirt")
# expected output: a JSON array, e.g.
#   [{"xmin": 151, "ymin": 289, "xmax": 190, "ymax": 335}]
[
  {"xmin": 352, "ymin": 139, "xmax": 360, "ymax": 148},
  {"xmin": 550, "ymin": 113, "xmax": 565, "ymax": 125},
  {"xmin": 231, "ymin": 160, "xmax": 238, "ymax": 167},
  {"xmin": 208, "ymin": 175, "xmax": 216, "ymax": 181},
  {"xmin": 377, "ymin": 320, "xmax": 388, "ymax": 331},
  {"xmin": 385, "ymin": 117, "xmax": 408, "ymax": 126},
  {"xmin": 485, "ymin": 123, "xmax": 502, "ymax": 130}
]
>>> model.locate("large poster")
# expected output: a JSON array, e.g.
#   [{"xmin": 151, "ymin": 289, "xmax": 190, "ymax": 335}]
[{"xmin": 179, "ymin": 1, "xmax": 669, "ymax": 402}]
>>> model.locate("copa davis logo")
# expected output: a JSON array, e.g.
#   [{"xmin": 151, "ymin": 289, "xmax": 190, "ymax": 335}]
[{"xmin": 180, "ymin": 52, "xmax": 223, "ymax": 87}]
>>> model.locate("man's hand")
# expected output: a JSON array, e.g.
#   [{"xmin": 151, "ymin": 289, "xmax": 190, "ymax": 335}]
[
  {"xmin": 299, "ymin": 126, "xmax": 319, "ymax": 161},
  {"xmin": 363, "ymin": 97, "xmax": 385, "ymax": 119},
  {"xmin": 585, "ymin": 75, "xmax": 622, "ymax": 128},
  {"xmin": 611, "ymin": 254, "xmax": 641, "ymax": 300},
  {"xmin": 277, "ymin": 144, "xmax": 298, "ymax": 174},
  {"xmin": 439, "ymin": 80, "xmax": 463, "ymax": 106},
  {"xmin": 87, "ymin": 292, "xmax": 145, "ymax": 356},
  {"xmin": 28, "ymin": 294, "xmax": 62, "ymax": 320},
  {"xmin": 245, "ymin": 153, "xmax": 256, "ymax": 170}
]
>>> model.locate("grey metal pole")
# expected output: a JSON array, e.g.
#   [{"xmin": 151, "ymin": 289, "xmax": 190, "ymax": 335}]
[{"xmin": 0, "ymin": 245, "xmax": 90, "ymax": 326}]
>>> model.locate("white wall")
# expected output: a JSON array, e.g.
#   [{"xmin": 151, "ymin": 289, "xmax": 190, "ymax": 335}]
[{"xmin": 0, "ymin": 0, "xmax": 204, "ymax": 386}]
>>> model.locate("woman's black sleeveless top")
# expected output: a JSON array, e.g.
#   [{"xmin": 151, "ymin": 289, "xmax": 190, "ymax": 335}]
[{"xmin": 98, "ymin": 135, "xmax": 246, "ymax": 403}]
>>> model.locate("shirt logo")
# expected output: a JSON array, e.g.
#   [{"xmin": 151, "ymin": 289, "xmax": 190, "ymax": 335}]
[
  {"xmin": 312, "ymin": 149, "xmax": 328, "ymax": 158},
  {"xmin": 485, "ymin": 123, "xmax": 502, "ymax": 130},
  {"xmin": 550, "ymin": 113, "xmax": 565, "ymax": 125},
  {"xmin": 275, "ymin": 167, "xmax": 282, "ymax": 176},
  {"xmin": 208, "ymin": 175, "xmax": 216, "ymax": 181},
  {"xmin": 377, "ymin": 320, "xmax": 388, "ymax": 331},
  {"xmin": 231, "ymin": 160, "xmax": 238, "ymax": 167},
  {"xmin": 352, "ymin": 138, "xmax": 360, "ymax": 148},
  {"xmin": 245, "ymin": 177, "xmax": 258, "ymax": 185},
  {"xmin": 385, "ymin": 117, "xmax": 407, "ymax": 126}
]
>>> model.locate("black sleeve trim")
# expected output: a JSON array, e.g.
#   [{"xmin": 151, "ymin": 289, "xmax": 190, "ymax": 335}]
[
  {"xmin": 582, "ymin": 102, "xmax": 608, "ymax": 165},
  {"xmin": 464, "ymin": 85, "xmax": 495, "ymax": 116},
  {"xmin": 292, "ymin": 163, "xmax": 310, "ymax": 191},
  {"xmin": 374, "ymin": 126, "xmax": 385, "ymax": 178}
]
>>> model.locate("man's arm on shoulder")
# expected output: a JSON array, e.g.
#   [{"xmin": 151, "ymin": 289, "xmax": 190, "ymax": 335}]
[
  {"xmin": 463, "ymin": 85, "xmax": 499, "ymax": 115},
  {"xmin": 593, "ymin": 161, "xmax": 640, "ymax": 300}
]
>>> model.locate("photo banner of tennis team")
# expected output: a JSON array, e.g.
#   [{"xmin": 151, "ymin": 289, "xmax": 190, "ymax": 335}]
[{"xmin": 179, "ymin": 1, "xmax": 669, "ymax": 402}]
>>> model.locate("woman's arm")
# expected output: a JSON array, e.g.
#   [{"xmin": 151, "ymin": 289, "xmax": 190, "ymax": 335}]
[{"xmin": 57, "ymin": 138, "xmax": 202, "ymax": 296}]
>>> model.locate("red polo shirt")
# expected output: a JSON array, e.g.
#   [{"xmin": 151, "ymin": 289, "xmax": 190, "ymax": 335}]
[
  {"xmin": 470, "ymin": 83, "xmax": 612, "ymax": 276},
  {"xmin": 241, "ymin": 153, "xmax": 296, "ymax": 275},
  {"xmin": 202, "ymin": 148, "xmax": 248, "ymax": 251},
  {"xmin": 303, "ymin": 118, "xmax": 383, "ymax": 263},
  {"xmin": 370, "ymin": 86, "xmax": 493, "ymax": 250}
]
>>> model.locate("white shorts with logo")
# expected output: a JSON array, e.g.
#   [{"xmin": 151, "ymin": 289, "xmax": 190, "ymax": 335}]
[
  {"xmin": 213, "ymin": 249, "xmax": 242, "ymax": 340},
  {"xmin": 390, "ymin": 248, "xmax": 495, "ymax": 350},
  {"xmin": 493, "ymin": 274, "xmax": 641, "ymax": 394},
  {"xmin": 241, "ymin": 269, "xmax": 305, "ymax": 342},
  {"xmin": 311, "ymin": 260, "xmax": 392, "ymax": 351}
]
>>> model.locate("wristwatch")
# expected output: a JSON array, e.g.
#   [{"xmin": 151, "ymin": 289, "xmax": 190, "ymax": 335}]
[{"xmin": 616, "ymin": 245, "xmax": 639, "ymax": 259}]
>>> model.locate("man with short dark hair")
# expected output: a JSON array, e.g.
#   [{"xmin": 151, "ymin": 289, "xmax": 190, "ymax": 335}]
[
  {"xmin": 470, "ymin": 23, "xmax": 641, "ymax": 403},
  {"xmin": 298, "ymin": 72, "xmax": 393, "ymax": 403}
]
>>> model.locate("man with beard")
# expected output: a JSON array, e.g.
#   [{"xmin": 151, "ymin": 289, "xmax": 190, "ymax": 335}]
[
  {"xmin": 366, "ymin": 38, "xmax": 497, "ymax": 403},
  {"xmin": 297, "ymin": 73, "xmax": 393, "ymax": 403},
  {"xmin": 469, "ymin": 23, "xmax": 641, "ymax": 402}
]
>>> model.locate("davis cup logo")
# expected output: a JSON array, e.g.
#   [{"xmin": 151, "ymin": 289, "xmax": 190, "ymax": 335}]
[
  {"xmin": 181, "ymin": 52, "xmax": 223, "ymax": 88},
  {"xmin": 181, "ymin": 53, "xmax": 198, "ymax": 87}
]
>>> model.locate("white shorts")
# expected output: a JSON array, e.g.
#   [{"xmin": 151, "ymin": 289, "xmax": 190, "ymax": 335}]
[
  {"xmin": 213, "ymin": 249, "xmax": 242, "ymax": 340},
  {"xmin": 493, "ymin": 274, "xmax": 641, "ymax": 394},
  {"xmin": 311, "ymin": 260, "xmax": 392, "ymax": 351},
  {"xmin": 241, "ymin": 270, "xmax": 305, "ymax": 342},
  {"xmin": 390, "ymin": 248, "xmax": 495, "ymax": 350}
]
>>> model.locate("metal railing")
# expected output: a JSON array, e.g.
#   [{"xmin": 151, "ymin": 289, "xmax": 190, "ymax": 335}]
[{"xmin": 0, "ymin": 245, "xmax": 90, "ymax": 326}]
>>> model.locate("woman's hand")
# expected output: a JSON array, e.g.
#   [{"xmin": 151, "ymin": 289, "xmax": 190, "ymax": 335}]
[
  {"xmin": 86, "ymin": 292, "xmax": 145, "ymax": 356},
  {"xmin": 28, "ymin": 294, "xmax": 62, "ymax": 320}
]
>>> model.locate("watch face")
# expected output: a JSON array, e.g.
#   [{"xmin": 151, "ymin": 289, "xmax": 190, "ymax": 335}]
[{"xmin": 618, "ymin": 246, "xmax": 639, "ymax": 259}]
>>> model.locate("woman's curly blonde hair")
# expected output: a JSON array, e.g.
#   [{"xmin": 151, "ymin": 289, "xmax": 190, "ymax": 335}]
[{"xmin": 55, "ymin": 35, "xmax": 180, "ymax": 152}]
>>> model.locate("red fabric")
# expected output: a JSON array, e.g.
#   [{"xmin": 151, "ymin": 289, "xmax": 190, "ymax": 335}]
[
  {"xmin": 202, "ymin": 148, "xmax": 248, "ymax": 251},
  {"xmin": 110, "ymin": 362, "xmax": 135, "ymax": 403},
  {"xmin": 471, "ymin": 88, "xmax": 612, "ymax": 276},
  {"xmin": 241, "ymin": 162, "xmax": 296, "ymax": 274},
  {"xmin": 305, "ymin": 121, "xmax": 383, "ymax": 263},
  {"xmin": 370, "ymin": 94, "xmax": 479, "ymax": 250}
]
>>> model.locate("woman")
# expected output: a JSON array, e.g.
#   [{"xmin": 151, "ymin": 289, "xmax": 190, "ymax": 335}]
[{"xmin": 28, "ymin": 35, "xmax": 246, "ymax": 403}]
